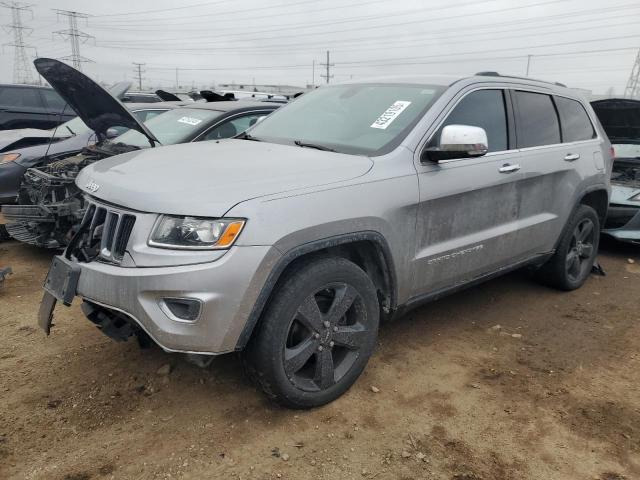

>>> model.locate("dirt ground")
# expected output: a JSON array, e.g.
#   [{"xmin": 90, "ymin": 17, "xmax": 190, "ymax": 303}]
[{"xmin": 0, "ymin": 239, "xmax": 638, "ymax": 480}]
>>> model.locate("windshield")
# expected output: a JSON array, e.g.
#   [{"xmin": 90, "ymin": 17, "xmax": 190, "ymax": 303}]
[
  {"xmin": 613, "ymin": 143, "xmax": 640, "ymax": 158},
  {"xmin": 52, "ymin": 116, "xmax": 91, "ymax": 136},
  {"xmin": 248, "ymin": 83, "xmax": 445, "ymax": 155},
  {"xmin": 114, "ymin": 108, "xmax": 223, "ymax": 147}
]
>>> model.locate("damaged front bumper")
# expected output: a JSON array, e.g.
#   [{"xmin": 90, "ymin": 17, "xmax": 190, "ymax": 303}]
[{"xmin": 41, "ymin": 243, "xmax": 279, "ymax": 355}]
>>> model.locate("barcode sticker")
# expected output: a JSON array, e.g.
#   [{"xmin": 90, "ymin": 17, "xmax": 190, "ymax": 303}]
[
  {"xmin": 178, "ymin": 116, "xmax": 202, "ymax": 126},
  {"xmin": 370, "ymin": 101, "xmax": 412, "ymax": 130}
]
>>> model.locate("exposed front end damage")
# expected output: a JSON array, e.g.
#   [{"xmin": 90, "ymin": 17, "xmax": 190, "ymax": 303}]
[
  {"xmin": 603, "ymin": 157, "xmax": 640, "ymax": 244},
  {"xmin": 591, "ymin": 98, "xmax": 640, "ymax": 244},
  {"xmin": 2, "ymin": 143, "xmax": 138, "ymax": 248}
]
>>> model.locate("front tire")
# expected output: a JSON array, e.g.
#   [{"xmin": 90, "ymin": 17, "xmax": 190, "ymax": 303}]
[
  {"xmin": 536, "ymin": 204, "xmax": 600, "ymax": 291},
  {"xmin": 245, "ymin": 256, "xmax": 379, "ymax": 409}
]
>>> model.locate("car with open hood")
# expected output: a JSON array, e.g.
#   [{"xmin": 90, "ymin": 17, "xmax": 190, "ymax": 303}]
[
  {"xmin": 0, "ymin": 102, "xmax": 180, "ymax": 205},
  {"xmin": 39, "ymin": 73, "xmax": 612, "ymax": 408},
  {"xmin": 1, "ymin": 58, "xmax": 280, "ymax": 248},
  {"xmin": 0, "ymin": 81, "xmax": 132, "ymax": 154},
  {"xmin": 591, "ymin": 98, "xmax": 640, "ymax": 245}
]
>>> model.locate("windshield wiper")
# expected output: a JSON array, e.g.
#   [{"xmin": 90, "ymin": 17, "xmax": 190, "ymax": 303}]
[
  {"xmin": 294, "ymin": 140, "xmax": 335, "ymax": 152},
  {"xmin": 65, "ymin": 125, "xmax": 75, "ymax": 136},
  {"xmin": 236, "ymin": 131, "xmax": 262, "ymax": 141}
]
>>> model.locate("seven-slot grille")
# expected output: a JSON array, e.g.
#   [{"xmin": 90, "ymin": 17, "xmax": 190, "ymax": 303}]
[{"xmin": 81, "ymin": 201, "xmax": 136, "ymax": 263}]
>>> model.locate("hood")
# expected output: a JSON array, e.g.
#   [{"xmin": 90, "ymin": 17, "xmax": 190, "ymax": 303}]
[
  {"xmin": 591, "ymin": 98, "xmax": 640, "ymax": 144},
  {"xmin": 155, "ymin": 90, "xmax": 182, "ymax": 102},
  {"xmin": 0, "ymin": 128, "xmax": 69, "ymax": 153},
  {"xmin": 34, "ymin": 58, "xmax": 158, "ymax": 145},
  {"xmin": 76, "ymin": 139, "xmax": 373, "ymax": 217}
]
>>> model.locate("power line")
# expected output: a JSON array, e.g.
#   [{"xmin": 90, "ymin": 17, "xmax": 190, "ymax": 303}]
[
  {"xmin": 53, "ymin": 9, "xmax": 94, "ymax": 70},
  {"xmin": 91, "ymin": 0, "xmax": 496, "ymax": 34},
  {"xmin": 1, "ymin": 1, "xmax": 35, "ymax": 84},
  {"xmin": 92, "ymin": 0, "xmax": 229, "ymax": 18},
  {"xmin": 624, "ymin": 48, "xmax": 640, "ymax": 98},
  {"xmin": 132, "ymin": 62, "xmax": 145, "ymax": 90},
  {"xmin": 96, "ymin": 16, "xmax": 640, "ymax": 57},
  {"xmin": 91, "ymin": 2, "xmax": 640, "ymax": 51}
]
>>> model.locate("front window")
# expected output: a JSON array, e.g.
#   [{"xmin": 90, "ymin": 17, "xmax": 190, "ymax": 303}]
[
  {"xmin": 53, "ymin": 116, "xmax": 91, "ymax": 136},
  {"xmin": 248, "ymin": 83, "xmax": 445, "ymax": 155},
  {"xmin": 114, "ymin": 108, "xmax": 223, "ymax": 147}
]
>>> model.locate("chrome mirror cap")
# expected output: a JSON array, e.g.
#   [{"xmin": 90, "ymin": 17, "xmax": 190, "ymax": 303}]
[{"xmin": 439, "ymin": 124, "xmax": 489, "ymax": 157}]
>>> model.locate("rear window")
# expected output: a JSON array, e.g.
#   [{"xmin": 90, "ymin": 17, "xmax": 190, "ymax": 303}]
[
  {"xmin": 0, "ymin": 86, "xmax": 43, "ymax": 109},
  {"xmin": 514, "ymin": 91, "xmax": 561, "ymax": 148},
  {"xmin": 555, "ymin": 96, "xmax": 595, "ymax": 142},
  {"xmin": 41, "ymin": 89, "xmax": 67, "ymax": 112}
]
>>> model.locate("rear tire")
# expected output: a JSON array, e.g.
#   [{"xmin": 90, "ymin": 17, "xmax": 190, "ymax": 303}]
[
  {"xmin": 244, "ymin": 256, "xmax": 379, "ymax": 409},
  {"xmin": 536, "ymin": 204, "xmax": 600, "ymax": 291}
]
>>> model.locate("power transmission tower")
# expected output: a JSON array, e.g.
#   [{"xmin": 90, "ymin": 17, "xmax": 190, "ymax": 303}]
[
  {"xmin": 132, "ymin": 62, "xmax": 145, "ymax": 90},
  {"xmin": 320, "ymin": 50, "xmax": 333, "ymax": 84},
  {"xmin": 1, "ymin": 1, "xmax": 35, "ymax": 84},
  {"xmin": 53, "ymin": 9, "xmax": 93, "ymax": 71},
  {"xmin": 624, "ymin": 48, "xmax": 640, "ymax": 99}
]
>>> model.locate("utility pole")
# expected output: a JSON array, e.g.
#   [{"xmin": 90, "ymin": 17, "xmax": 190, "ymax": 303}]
[
  {"xmin": 320, "ymin": 50, "xmax": 333, "ymax": 84},
  {"xmin": 132, "ymin": 62, "xmax": 145, "ymax": 90},
  {"xmin": 1, "ymin": 1, "xmax": 35, "ymax": 84},
  {"xmin": 311, "ymin": 60, "xmax": 315, "ymax": 86},
  {"xmin": 53, "ymin": 9, "xmax": 93, "ymax": 71},
  {"xmin": 175, "ymin": 67, "xmax": 179, "ymax": 89},
  {"xmin": 525, "ymin": 54, "xmax": 532, "ymax": 77},
  {"xmin": 624, "ymin": 48, "xmax": 640, "ymax": 99}
]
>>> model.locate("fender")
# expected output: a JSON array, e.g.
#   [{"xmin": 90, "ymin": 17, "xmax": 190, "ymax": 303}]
[{"xmin": 235, "ymin": 230, "xmax": 397, "ymax": 350}]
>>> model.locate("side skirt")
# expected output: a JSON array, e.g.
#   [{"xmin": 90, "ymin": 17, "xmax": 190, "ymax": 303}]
[{"xmin": 392, "ymin": 251, "xmax": 554, "ymax": 319}]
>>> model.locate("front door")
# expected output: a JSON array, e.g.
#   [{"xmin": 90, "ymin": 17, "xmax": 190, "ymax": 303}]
[{"xmin": 411, "ymin": 88, "xmax": 523, "ymax": 297}]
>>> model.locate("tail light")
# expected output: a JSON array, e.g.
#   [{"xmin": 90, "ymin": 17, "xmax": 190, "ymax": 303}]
[{"xmin": 609, "ymin": 146, "xmax": 616, "ymax": 159}]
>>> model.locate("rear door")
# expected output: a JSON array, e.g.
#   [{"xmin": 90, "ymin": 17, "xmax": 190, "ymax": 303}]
[
  {"xmin": 0, "ymin": 86, "xmax": 50, "ymax": 130},
  {"xmin": 510, "ymin": 90, "xmax": 600, "ymax": 257},
  {"xmin": 412, "ymin": 88, "xmax": 523, "ymax": 296}
]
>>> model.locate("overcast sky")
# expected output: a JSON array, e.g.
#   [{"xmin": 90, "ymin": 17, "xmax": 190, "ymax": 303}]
[{"xmin": 0, "ymin": 0, "xmax": 638, "ymax": 93}]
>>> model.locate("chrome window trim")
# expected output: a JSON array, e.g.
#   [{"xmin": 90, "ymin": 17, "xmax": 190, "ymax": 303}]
[{"xmin": 416, "ymin": 84, "xmax": 602, "ymax": 167}]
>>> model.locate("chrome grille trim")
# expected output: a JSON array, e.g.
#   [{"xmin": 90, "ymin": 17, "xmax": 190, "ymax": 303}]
[{"xmin": 82, "ymin": 200, "xmax": 137, "ymax": 263}]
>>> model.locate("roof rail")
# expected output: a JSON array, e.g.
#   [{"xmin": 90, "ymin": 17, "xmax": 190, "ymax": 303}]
[{"xmin": 473, "ymin": 71, "xmax": 566, "ymax": 88}]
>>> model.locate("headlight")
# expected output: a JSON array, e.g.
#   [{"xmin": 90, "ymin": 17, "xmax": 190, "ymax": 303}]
[
  {"xmin": 149, "ymin": 215, "xmax": 245, "ymax": 250},
  {"xmin": 0, "ymin": 153, "xmax": 20, "ymax": 164}
]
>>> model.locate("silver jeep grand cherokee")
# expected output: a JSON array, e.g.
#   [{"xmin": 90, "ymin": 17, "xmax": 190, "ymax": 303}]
[{"xmin": 40, "ymin": 73, "xmax": 612, "ymax": 408}]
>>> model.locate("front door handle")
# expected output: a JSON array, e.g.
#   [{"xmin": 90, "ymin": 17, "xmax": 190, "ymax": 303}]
[
  {"xmin": 498, "ymin": 163, "xmax": 521, "ymax": 173},
  {"xmin": 564, "ymin": 153, "xmax": 580, "ymax": 161}
]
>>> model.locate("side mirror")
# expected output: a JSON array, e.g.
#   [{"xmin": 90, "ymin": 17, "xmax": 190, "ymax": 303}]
[{"xmin": 422, "ymin": 124, "xmax": 489, "ymax": 163}]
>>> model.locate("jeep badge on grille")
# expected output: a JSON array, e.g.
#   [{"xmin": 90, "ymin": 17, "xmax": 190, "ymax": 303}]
[{"xmin": 85, "ymin": 180, "xmax": 100, "ymax": 193}]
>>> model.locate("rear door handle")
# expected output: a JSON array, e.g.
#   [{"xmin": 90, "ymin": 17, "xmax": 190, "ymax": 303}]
[
  {"xmin": 498, "ymin": 163, "xmax": 521, "ymax": 173},
  {"xmin": 564, "ymin": 153, "xmax": 580, "ymax": 161}
]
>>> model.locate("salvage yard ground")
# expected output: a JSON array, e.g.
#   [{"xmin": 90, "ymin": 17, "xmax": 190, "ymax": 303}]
[{"xmin": 1, "ymin": 239, "xmax": 638, "ymax": 480}]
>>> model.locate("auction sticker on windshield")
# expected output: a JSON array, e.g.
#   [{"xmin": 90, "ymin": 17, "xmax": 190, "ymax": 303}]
[
  {"xmin": 371, "ymin": 101, "xmax": 412, "ymax": 130},
  {"xmin": 178, "ymin": 116, "xmax": 202, "ymax": 126}
]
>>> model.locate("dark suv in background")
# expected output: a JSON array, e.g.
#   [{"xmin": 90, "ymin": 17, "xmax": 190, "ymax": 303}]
[{"xmin": 0, "ymin": 84, "xmax": 74, "ymax": 130}]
